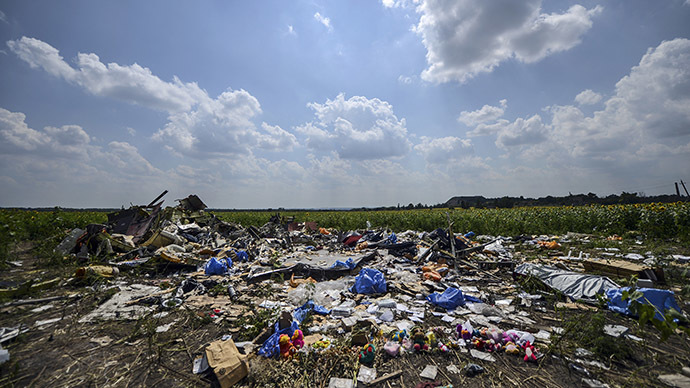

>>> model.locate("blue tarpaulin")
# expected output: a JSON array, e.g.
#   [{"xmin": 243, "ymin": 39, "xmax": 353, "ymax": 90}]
[
  {"xmin": 293, "ymin": 300, "xmax": 331, "ymax": 322},
  {"xmin": 606, "ymin": 287, "xmax": 682, "ymax": 321},
  {"xmin": 257, "ymin": 320, "xmax": 299, "ymax": 358},
  {"xmin": 204, "ymin": 257, "xmax": 232, "ymax": 275},
  {"xmin": 235, "ymin": 250, "xmax": 249, "ymax": 262},
  {"xmin": 350, "ymin": 268, "xmax": 387, "ymax": 294},
  {"xmin": 426, "ymin": 287, "xmax": 475, "ymax": 310},
  {"xmin": 258, "ymin": 300, "xmax": 331, "ymax": 358},
  {"xmin": 331, "ymin": 257, "xmax": 356, "ymax": 270}
]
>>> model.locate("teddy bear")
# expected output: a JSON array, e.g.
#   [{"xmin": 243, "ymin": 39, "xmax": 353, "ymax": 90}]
[
  {"xmin": 411, "ymin": 327, "xmax": 429, "ymax": 352},
  {"xmin": 279, "ymin": 334, "xmax": 295, "ymax": 359},
  {"xmin": 291, "ymin": 329, "xmax": 304, "ymax": 349}
]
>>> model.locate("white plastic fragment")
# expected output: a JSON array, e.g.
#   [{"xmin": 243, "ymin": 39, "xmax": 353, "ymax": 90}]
[
  {"xmin": 420, "ymin": 365, "xmax": 438, "ymax": 379},
  {"xmin": 357, "ymin": 365, "xmax": 377, "ymax": 384},
  {"xmin": 470, "ymin": 349, "xmax": 496, "ymax": 362}
]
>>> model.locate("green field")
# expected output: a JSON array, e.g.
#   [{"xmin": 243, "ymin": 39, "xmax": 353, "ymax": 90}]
[
  {"xmin": 2, "ymin": 202, "xmax": 689, "ymax": 267},
  {"xmin": 216, "ymin": 202, "xmax": 690, "ymax": 240}
]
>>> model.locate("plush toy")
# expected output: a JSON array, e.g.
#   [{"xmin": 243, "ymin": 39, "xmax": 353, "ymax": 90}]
[
  {"xmin": 502, "ymin": 331, "xmax": 519, "ymax": 345},
  {"xmin": 384, "ymin": 340, "xmax": 401, "ymax": 357},
  {"xmin": 291, "ymin": 329, "xmax": 304, "ymax": 349},
  {"xmin": 522, "ymin": 341, "xmax": 538, "ymax": 362},
  {"xmin": 279, "ymin": 334, "xmax": 295, "ymax": 359},
  {"xmin": 313, "ymin": 338, "xmax": 331, "ymax": 350},
  {"xmin": 504, "ymin": 341, "xmax": 520, "ymax": 355},
  {"xmin": 446, "ymin": 339, "xmax": 461, "ymax": 349},
  {"xmin": 425, "ymin": 331, "xmax": 437, "ymax": 348},
  {"xmin": 391, "ymin": 329, "xmax": 407, "ymax": 343},
  {"xmin": 486, "ymin": 339, "xmax": 502, "ymax": 352},
  {"xmin": 411, "ymin": 327, "xmax": 429, "ymax": 352},
  {"xmin": 359, "ymin": 343, "xmax": 376, "ymax": 364},
  {"xmin": 471, "ymin": 338, "xmax": 486, "ymax": 351},
  {"xmin": 487, "ymin": 328, "xmax": 503, "ymax": 344}
]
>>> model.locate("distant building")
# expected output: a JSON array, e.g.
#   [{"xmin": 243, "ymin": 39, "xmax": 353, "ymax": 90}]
[{"xmin": 445, "ymin": 196, "xmax": 486, "ymax": 208}]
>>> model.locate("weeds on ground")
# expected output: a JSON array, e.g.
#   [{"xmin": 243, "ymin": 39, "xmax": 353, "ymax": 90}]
[
  {"xmin": 234, "ymin": 307, "xmax": 280, "ymax": 342},
  {"xmin": 550, "ymin": 311, "xmax": 632, "ymax": 361}
]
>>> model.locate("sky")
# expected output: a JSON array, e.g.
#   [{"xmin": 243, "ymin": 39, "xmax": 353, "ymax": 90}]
[{"xmin": 1, "ymin": 1, "xmax": 689, "ymax": 209}]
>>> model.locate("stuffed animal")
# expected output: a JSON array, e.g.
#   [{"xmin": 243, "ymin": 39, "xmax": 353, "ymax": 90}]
[
  {"xmin": 279, "ymin": 334, "xmax": 295, "ymax": 359},
  {"xmin": 487, "ymin": 328, "xmax": 503, "ymax": 344},
  {"xmin": 291, "ymin": 329, "xmax": 304, "ymax": 349},
  {"xmin": 472, "ymin": 337, "xmax": 487, "ymax": 350},
  {"xmin": 313, "ymin": 338, "xmax": 331, "ymax": 350},
  {"xmin": 522, "ymin": 341, "xmax": 538, "ymax": 362},
  {"xmin": 391, "ymin": 329, "xmax": 407, "ymax": 343},
  {"xmin": 384, "ymin": 340, "xmax": 401, "ymax": 357},
  {"xmin": 486, "ymin": 339, "xmax": 502, "ymax": 352},
  {"xmin": 504, "ymin": 341, "xmax": 520, "ymax": 355},
  {"xmin": 411, "ymin": 327, "xmax": 429, "ymax": 352},
  {"xmin": 502, "ymin": 331, "xmax": 519, "ymax": 345},
  {"xmin": 359, "ymin": 343, "xmax": 376, "ymax": 364},
  {"xmin": 425, "ymin": 331, "xmax": 437, "ymax": 348}
]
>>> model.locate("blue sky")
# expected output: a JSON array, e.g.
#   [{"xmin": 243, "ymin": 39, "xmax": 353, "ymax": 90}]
[{"xmin": 1, "ymin": 1, "xmax": 689, "ymax": 208}]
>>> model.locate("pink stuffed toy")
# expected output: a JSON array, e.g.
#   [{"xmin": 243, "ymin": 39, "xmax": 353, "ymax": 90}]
[
  {"xmin": 291, "ymin": 329, "xmax": 304, "ymax": 349},
  {"xmin": 522, "ymin": 341, "xmax": 538, "ymax": 362}
]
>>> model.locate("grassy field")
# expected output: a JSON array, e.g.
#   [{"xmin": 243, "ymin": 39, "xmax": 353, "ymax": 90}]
[
  {"xmin": 216, "ymin": 202, "xmax": 690, "ymax": 240},
  {"xmin": 1, "ymin": 202, "xmax": 689, "ymax": 267}
]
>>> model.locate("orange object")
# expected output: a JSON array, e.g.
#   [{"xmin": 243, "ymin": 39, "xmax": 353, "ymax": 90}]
[
  {"xmin": 537, "ymin": 241, "xmax": 561, "ymax": 249},
  {"xmin": 319, "ymin": 227, "xmax": 331, "ymax": 235},
  {"xmin": 422, "ymin": 263, "xmax": 448, "ymax": 281},
  {"xmin": 423, "ymin": 271, "xmax": 442, "ymax": 282}
]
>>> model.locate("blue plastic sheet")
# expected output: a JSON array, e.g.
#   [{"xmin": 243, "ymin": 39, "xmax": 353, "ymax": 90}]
[
  {"xmin": 606, "ymin": 287, "xmax": 682, "ymax": 321},
  {"xmin": 258, "ymin": 300, "xmax": 331, "ymax": 358},
  {"xmin": 426, "ymin": 287, "xmax": 470, "ymax": 310},
  {"xmin": 235, "ymin": 250, "xmax": 249, "ymax": 262},
  {"xmin": 257, "ymin": 320, "xmax": 299, "ymax": 358},
  {"xmin": 350, "ymin": 268, "xmax": 387, "ymax": 294},
  {"xmin": 331, "ymin": 257, "xmax": 356, "ymax": 270},
  {"xmin": 204, "ymin": 257, "xmax": 232, "ymax": 275},
  {"xmin": 293, "ymin": 300, "xmax": 331, "ymax": 322}
]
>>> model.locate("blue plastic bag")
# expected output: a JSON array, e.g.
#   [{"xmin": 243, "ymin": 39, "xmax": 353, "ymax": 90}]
[
  {"xmin": 257, "ymin": 320, "xmax": 299, "ymax": 358},
  {"xmin": 204, "ymin": 257, "xmax": 232, "ymax": 275},
  {"xmin": 606, "ymin": 287, "xmax": 682, "ymax": 321},
  {"xmin": 293, "ymin": 300, "xmax": 331, "ymax": 322},
  {"xmin": 427, "ymin": 287, "xmax": 467, "ymax": 310},
  {"xmin": 331, "ymin": 257, "xmax": 356, "ymax": 270},
  {"xmin": 387, "ymin": 233, "xmax": 397, "ymax": 244},
  {"xmin": 350, "ymin": 268, "xmax": 387, "ymax": 294},
  {"xmin": 235, "ymin": 250, "xmax": 249, "ymax": 262}
]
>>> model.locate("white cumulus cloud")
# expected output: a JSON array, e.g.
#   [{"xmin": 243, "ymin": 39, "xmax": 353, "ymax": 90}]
[
  {"xmin": 296, "ymin": 94, "xmax": 412, "ymax": 160},
  {"xmin": 458, "ymin": 99, "xmax": 507, "ymax": 126},
  {"xmin": 9, "ymin": 37, "xmax": 299, "ymax": 159},
  {"xmin": 414, "ymin": 0, "xmax": 602, "ymax": 83},
  {"xmin": 461, "ymin": 38, "xmax": 690, "ymax": 189},
  {"xmin": 574, "ymin": 89, "xmax": 603, "ymax": 105},
  {"xmin": 8, "ymin": 37, "xmax": 206, "ymax": 113}
]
